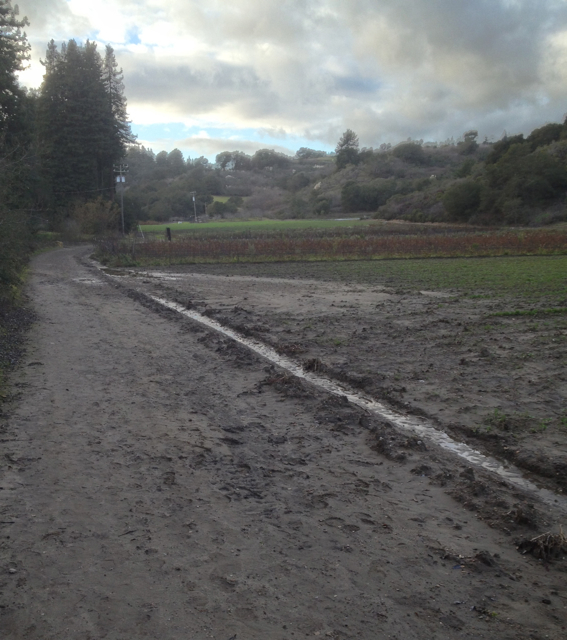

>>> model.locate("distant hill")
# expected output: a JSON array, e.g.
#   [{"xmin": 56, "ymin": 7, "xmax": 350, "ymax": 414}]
[{"xmin": 123, "ymin": 120, "xmax": 567, "ymax": 227}]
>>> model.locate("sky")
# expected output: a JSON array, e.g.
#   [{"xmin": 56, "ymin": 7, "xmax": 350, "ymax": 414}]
[{"xmin": 14, "ymin": 0, "xmax": 567, "ymax": 161}]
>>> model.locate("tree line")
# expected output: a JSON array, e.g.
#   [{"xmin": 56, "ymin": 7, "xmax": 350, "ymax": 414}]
[
  {"xmin": 332, "ymin": 124, "xmax": 567, "ymax": 225},
  {"xmin": 1, "ymin": 0, "xmax": 135, "ymax": 300}
]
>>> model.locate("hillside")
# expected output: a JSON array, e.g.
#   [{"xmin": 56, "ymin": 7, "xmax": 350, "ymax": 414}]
[{"xmin": 122, "ymin": 120, "xmax": 567, "ymax": 228}]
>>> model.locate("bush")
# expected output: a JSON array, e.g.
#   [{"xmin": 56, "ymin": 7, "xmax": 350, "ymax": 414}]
[
  {"xmin": 485, "ymin": 134, "xmax": 525, "ymax": 165},
  {"xmin": 207, "ymin": 201, "xmax": 228, "ymax": 217},
  {"xmin": 342, "ymin": 180, "xmax": 397, "ymax": 212},
  {"xmin": 455, "ymin": 158, "xmax": 476, "ymax": 178},
  {"xmin": 527, "ymin": 123, "xmax": 564, "ymax": 151},
  {"xmin": 289, "ymin": 195, "xmax": 308, "ymax": 218},
  {"xmin": 443, "ymin": 181, "xmax": 482, "ymax": 221},
  {"xmin": 311, "ymin": 196, "xmax": 331, "ymax": 216},
  {"xmin": 0, "ymin": 207, "xmax": 34, "ymax": 304},
  {"xmin": 71, "ymin": 197, "xmax": 121, "ymax": 235},
  {"xmin": 208, "ymin": 196, "xmax": 243, "ymax": 218},
  {"xmin": 392, "ymin": 142, "xmax": 426, "ymax": 165}
]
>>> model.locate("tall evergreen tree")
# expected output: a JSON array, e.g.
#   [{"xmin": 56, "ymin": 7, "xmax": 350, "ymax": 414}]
[
  {"xmin": 0, "ymin": 0, "xmax": 30, "ymax": 147},
  {"xmin": 101, "ymin": 45, "xmax": 135, "ymax": 189},
  {"xmin": 335, "ymin": 129, "xmax": 360, "ymax": 170},
  {"xmin": 0, "ymin": 1, "xmax": 35, "ymax": 302},
  {"xmin": 37, "ymin": 39, "xmax": 134, "ymax": 225}
]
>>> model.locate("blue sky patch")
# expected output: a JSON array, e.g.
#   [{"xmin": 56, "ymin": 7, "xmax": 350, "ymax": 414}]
[
  {"xmin": 125, "ymin": 26, "xmax": 142, "ymax": 45},
  {"xmin": 130, "ymin": 123, "xmax": 334, "ymax": 161}
]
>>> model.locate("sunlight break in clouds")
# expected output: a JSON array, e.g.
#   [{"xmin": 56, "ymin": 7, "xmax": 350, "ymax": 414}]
[{"xmin": 15, "ymin": 0, "xmax": 567, "ymax": 159}]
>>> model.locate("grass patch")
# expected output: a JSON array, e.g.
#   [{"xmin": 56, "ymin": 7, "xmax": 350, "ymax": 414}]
[
  {"xmin": 139, "ymin": 218, "xmax": 374, "ymax": 234},
  {"xmin": 148, "ymin": 255, "xmax": 567, "ymax": 299},
  {"xmin": 0, "ymin": 300, "xmax": 35, "ymax": 396},
  {"xmin": 491, "ymin": 307, "xmax": 567, "ymax": 317}
]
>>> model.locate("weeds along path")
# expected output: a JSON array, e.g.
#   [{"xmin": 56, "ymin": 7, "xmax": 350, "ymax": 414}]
[{"xmin": 1, "ymin": 246, "xmax": 566, "ymax": 639}]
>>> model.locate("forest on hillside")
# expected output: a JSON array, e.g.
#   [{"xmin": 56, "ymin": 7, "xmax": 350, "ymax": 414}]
[{"xmin": 122, "ymin": 120, "xmax": 567, "ymax": 229}]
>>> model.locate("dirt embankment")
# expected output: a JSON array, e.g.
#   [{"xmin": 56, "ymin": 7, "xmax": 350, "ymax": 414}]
[{"xmin": 0, "ymin": 247, "xmax": 566, "ymax": 640}]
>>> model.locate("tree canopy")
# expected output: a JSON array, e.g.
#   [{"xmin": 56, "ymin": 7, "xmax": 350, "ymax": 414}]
[
  {"xmin": 335, "ymin": 129, "xmax": 360, "ymax": 169},
  {"xmin": 0, "ymin": 0, "xmax": 30, "ymax": 145},
  {"xmin": 37, "ymin": 39, "xmax": 135, "ymax": 219}
]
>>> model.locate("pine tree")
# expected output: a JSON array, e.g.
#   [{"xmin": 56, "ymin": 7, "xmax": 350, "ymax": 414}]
[
  {"xmin": 0, "ymin": 0, "xmax": 30, "ymax": 146},
  {"xmin": 103, "ymin": 45, "xmax": 134, "ymax": 152},
  {"xmin": 335, "ymin": 129, "xmax": 360, "ymax": 170},
  {"xmin": 37, "ymin": 39, "xmax": 135, "ymax": 224},
  {"xmin": 0, "ymin": 1, "xmax": 35, "ymax": 301},
  {"xmin": 101, "ymin": 45, "xmax": 135, "ymax": 190}
]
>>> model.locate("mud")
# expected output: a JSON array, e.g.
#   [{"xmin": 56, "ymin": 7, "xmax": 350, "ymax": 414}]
[
  {"xmin": 113, "ymin": 260, "xmax": 567, "ymax": 498},
  {"xmin": 0, "ymin": 246, "xmax": 566, "ymax": 639}
]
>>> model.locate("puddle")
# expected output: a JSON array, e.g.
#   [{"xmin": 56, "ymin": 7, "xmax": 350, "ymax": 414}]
[
  {"xmin": 102, "ymin": 268, "xmax": 182, "ymax": 281},
  {"xmin": 419, "ymin": 290, "xmax": 454, "ymax": 298},
  {"xmin": 73, "ymin": 277, "xmax": 103, "ymax": 285},
  {"xmin": 148, "ymin": 295, "xmax": 567, "ymax": 512},
  {"xmin": 102, "ymin": 267, "xmax": 362, "ymax": 288}
]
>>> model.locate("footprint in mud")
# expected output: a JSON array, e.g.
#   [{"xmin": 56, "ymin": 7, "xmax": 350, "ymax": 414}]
[
  {"xmin": 322, "ymin": 516, "xmax": 361, "ymax": 532},
  {"xmin": 162, "ymin": 471, "xmax": 175, "ymax": 485},
  {"xmin": 356, "ymin": 512, "xmax": 377, "ymax": 525},
  {"xmin": 323, "ymin": 516, "xmax": 344, "ymax": 527},
  {"xmin": 220, "ymin": 437, "xmax": 242, "ymax": 446}
]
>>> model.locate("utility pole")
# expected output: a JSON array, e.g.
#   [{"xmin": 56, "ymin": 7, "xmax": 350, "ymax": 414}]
[
  {"xmin": 190, "ymin": 191, "xmax": 197, "ymax": 223},
  {"xmin": 113, "ymin": 163, "xmax": 129, "ymax": 235}
]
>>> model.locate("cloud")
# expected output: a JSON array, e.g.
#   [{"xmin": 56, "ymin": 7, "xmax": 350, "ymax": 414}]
[
  {"xmin": 15, "ymin": 0, "xmax": 567, "ymax": 155},
  {"xmin": 141, "ymin": 135, "xmax": 294, "ymax": 159},
  {"xmin": 121, "ymin": 52, "xmax": 277, "ymax": 119}
]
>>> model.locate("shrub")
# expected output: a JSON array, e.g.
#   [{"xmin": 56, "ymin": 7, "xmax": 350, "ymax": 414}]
[
  {"xmin": 443, "ymin": 181, "xmax": 482, "ymax": 221},
  {"xmin": 311, "ymin": 196, "xmax": 331, "ymax": 216},
  {"xmin": 342, "ymin": 180, "xmax": 397, "ymax": 212},
  {"xmin": 392, "ymin": 142, "xmax": 426, "ymax": 165},
  {"xmin": 71, "ymin": 197, "xmax": 121, "ymax": 235}
]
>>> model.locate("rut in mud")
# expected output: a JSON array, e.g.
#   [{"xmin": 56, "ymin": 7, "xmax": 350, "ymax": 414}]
[
  {"xmin": 142, "ymin": 292, "xmax": 567, "ymax": 512},
  {"xmin": 0, "ymin": 246, "xmax": 566, "ymax": 640}
]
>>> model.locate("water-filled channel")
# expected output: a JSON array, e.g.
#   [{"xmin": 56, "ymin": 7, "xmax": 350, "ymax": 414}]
[{"xmin": 148, "ymin": 295, "xmax": 567, "ymax": 512}]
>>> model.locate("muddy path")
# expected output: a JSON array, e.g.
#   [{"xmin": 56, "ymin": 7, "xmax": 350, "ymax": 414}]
[{"xmin": 1, "ymin": 247, "xmax": 566, "ymax": 639}]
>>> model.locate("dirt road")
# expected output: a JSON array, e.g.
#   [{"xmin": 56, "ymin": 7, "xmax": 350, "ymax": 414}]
[{"xmin": 1, "ymin": 247, "xmax": 566, "ymax": 639}]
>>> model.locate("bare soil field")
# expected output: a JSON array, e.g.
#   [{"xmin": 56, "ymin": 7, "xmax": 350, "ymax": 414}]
[
  {"xmin": 120, "ymin": 257, "xmax": 567, "ymax": 499},
  {"xmin": 1, "ymin": 247, "xmax": 566, "ymax": 639}
]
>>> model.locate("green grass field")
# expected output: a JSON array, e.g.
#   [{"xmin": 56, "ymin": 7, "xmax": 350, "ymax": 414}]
[
  {"xmin": 140, "ymin": 217, "xmax": 368, "ymax": 234},
  {"xmin": 181, "ymin": 255, "xmax": 567, "ymax": 299}
]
